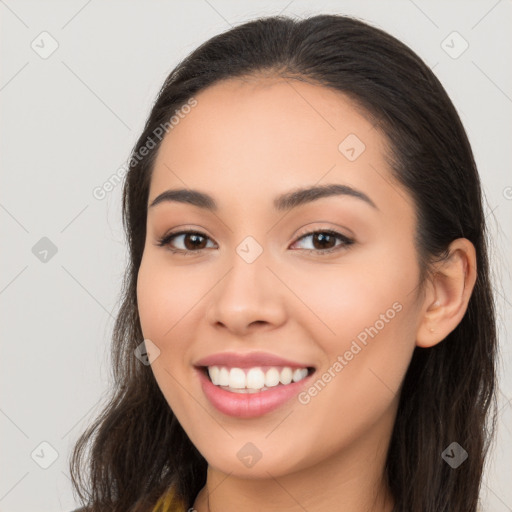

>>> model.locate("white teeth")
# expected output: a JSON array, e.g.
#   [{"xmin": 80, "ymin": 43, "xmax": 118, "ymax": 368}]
[
  {"xmin": 246, "ymin": 368, "xmax": 265, "ymax": 389},
  {"xmin": 280, "ymin": 367, "xmax": 293, "ymax": 385},
  {"xmin": 229, "ymin": 368, "xmax": 246, "ymax": 389},
  {"xmin": 218, "ymin": 367, "xmax": 230, "ymax": 386},
  {"xmin": 206, "ymin": 365, "xmax": 310, "ymax": 392},
  {"xmin": 292, "ymin": 368, "xmax": 308, "ymax": 382},
  {"xmin": 208, "ymin": 366, "xmax": 219, "ymax": 385},
  {"xmin": 265, "ymin": 368, "xmax": 280, "ymax": 387}
]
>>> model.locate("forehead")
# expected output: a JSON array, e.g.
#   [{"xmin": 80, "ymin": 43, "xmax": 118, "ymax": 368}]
[{"xmin": 149, "ymin": 77, "xmax": 409, "ymax": 216}]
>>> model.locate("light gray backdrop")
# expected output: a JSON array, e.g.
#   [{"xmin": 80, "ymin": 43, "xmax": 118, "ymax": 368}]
[{"xmin": 1, "ymin": 1, "xmax": 511, "ymax": 511}]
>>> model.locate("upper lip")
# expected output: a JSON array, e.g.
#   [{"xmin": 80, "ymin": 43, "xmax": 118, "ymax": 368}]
[{"xmin": 194, "ymin": 351, "xmax": 315, "ymax": 369}]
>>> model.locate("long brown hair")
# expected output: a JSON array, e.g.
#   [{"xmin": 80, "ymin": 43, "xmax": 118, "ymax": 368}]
[{"xmin": 69, "ymin": 14, "xmax": 498, "ymax": 512}]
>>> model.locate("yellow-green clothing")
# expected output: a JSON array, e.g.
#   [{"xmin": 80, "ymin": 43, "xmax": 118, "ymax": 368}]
[
  {"xmin": 70, "ymin": 488, "xmax": 187, "ymax": 512},
  {"xmin": 152, "ymin": 488, "xmax": 187, "ymax": 512}
]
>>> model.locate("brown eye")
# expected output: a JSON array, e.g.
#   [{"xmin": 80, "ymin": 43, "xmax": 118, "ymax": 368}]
[
  {"xmin": 310, "ymin": 232, "xmax": 337, "ymax": 250},
  {"xmin": 157, "ymin": 230, "xmax": 216, "ymax": 254},
  {"xmin": 181, "ymin": 233, "xmax": 208, "ymax": 250},
  {"xmin": 292, "ymin": 230, "xmax": 354, "ymax": 255}
]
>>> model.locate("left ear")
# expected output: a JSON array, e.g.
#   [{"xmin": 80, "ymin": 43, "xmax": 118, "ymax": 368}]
[{"xmin": 416, "ymin": 238, "xmax": 477, "ymax": 348}]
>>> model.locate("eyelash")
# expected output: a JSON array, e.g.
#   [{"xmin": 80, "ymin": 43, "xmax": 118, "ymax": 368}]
[{"xmin": 156, "ymin": 228, "xmax": 354, "ymax": 256}]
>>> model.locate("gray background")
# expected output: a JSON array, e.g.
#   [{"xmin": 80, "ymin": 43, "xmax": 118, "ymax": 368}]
[{"xmin": 1, "ymin": 1, "xmax": 511, "ymax": 510}]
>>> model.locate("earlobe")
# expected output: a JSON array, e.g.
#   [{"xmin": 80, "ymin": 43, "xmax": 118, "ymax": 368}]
[{"xmin": 416, "ymin": 238, "xmax": 477, "ymax": 348}]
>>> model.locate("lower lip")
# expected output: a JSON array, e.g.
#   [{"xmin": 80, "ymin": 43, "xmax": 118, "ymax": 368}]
[{"xmin": 196, "ymin": 368, "xmax": 314, "ymax": 418}]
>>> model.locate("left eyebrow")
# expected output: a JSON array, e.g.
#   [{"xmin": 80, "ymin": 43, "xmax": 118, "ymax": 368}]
[
  {"xmin": 148, "ymin": 183, "xmax": 378, "ymax": 211},
  {"xmin": 273, "ymin": 183, "xmax": 378, "ymax": 211}
]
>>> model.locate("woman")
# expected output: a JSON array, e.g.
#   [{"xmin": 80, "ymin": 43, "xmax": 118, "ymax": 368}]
[{"xmin": 70, "ymin": 14, "xmax": 497, "ymax": 512}]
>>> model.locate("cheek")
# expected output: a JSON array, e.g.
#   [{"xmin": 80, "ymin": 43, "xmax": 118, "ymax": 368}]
[
  {"xmin": 288, "ymin": 254, "xmax": 418, "ymax": 349},
  {"xmin": 136, "ymin": 254, "xmax": 209, "ymax": 401},
  {"xmin": 290, "ymin": 286, "xmax": 418, "ymax": 461},
  {"xmin": 136, "ymin": 258, "xmax": 188, "ymax": 414},
  {"xmin": 136, "ymin": 253, "xmax": 208, "ymax": 339}
]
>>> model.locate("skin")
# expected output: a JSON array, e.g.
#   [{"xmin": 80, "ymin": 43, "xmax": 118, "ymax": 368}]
[{"xmin": 136, "ymin": 76, "xmax": 477, "ymax": 512}]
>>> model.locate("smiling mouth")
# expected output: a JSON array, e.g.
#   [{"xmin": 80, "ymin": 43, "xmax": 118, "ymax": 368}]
[{"xmin": 198, "ymin": 365, "xmax": 316, "ymax": 393}]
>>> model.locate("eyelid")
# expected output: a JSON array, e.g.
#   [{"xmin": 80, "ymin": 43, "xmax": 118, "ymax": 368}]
[{"xmin": 292, "ymin": 224, "xmax": 353, "ymax": 243}]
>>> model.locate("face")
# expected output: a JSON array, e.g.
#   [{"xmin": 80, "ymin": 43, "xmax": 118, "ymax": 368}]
[{"xmin": 137, "ymin": 76, "xmax": 425, "ymax": 478}]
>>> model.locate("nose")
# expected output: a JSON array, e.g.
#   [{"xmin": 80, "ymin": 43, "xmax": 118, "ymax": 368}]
[{"xmin": 205, "ymin": 251, "xmax": 288, "ymax": 337}]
